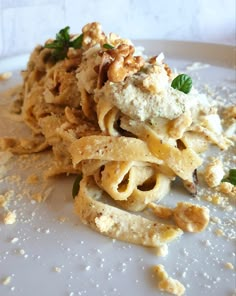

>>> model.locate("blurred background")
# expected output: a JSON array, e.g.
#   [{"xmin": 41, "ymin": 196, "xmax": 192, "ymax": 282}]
[{"xmin": 0, "ymin": 0, "xmax": 235, "ymax": 58}]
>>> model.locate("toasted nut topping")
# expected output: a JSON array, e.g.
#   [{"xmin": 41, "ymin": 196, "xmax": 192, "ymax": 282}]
[{"xmin": 173, "ymin": 202, "xmax": 209, "ymax": 232}]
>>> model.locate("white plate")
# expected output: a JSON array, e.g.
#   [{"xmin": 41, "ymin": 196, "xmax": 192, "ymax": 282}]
[{"xmin": 0, "ymin": 41, "xmax": 235, "ymax": 296}]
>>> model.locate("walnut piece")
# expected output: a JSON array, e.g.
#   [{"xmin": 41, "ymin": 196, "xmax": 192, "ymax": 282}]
[
  {"xmin": 106, "ymin": 44, "xmax": 144, "ymax": 83},
  {"xmin": 82, "ymin": 22, "xmax": 105, "ymax": 49},
  {"xmin": 173, "ymin": 202, "xmax": 210, "ymax": 232}
]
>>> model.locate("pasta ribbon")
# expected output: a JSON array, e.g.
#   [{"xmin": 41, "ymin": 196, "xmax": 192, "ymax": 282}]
[
  {"xmin": 96, "ymin": 98, "xmax": 120, "ymax": 136},
  {"xmin": 75, "ymin": 176, "xmax": 183, "ymax": 247},
  {"xmin": 121, "ymin": 119, "xmax": 202, "ymax": 181},
  {"xmin": 69, "ymin": 135, "xmax": 163, "ymax": 165}
]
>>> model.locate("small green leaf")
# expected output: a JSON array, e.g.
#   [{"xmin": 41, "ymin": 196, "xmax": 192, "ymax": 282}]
[
  {"xmin": 44, "ymin": 26, "xmax": 83, "ymax": 61},
  {"xmin": 103, "ymin": 43, "xmax": 115, "ymax": 50},
  {"xmin": 56, "ymin": 26, "xmax": 70, "ymax": 42},
  {"xmin": 222, "ymin": 169, "xmax": 236, "ymax": 185},
  {"xmin": 72, "ymin": 174, "xmax": 83, "ymax": 198},
  {"xmin": 70, "ymin": 33, "xmax": 83, "ymax": 49},
  {"xmin": 44, "ymin": 41, "xmax": 62, "ymax": 49},
  {"xmin": 171, "ymin": 74, "xmax": 192, "ymax": 94}
]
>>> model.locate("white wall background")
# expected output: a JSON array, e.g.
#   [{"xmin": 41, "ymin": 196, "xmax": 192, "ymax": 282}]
[{"xmin": 0, "ymin": 0, "xmax": 235, "ymax": 58}]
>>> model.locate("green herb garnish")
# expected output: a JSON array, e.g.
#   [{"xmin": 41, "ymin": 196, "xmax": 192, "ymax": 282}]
[
  {"xmin": 171, "ymin": 74, "xmax": 192, "ymax": 94},
  {"xmin": 103, "ymin": 43, "xmax": 115, "ymax": 50},
  {"xmin": 45, "ymin": 26, "xmax": 83, "ymax": 61},
  {"xmin": 221, "ymin": 169, "xmax": 236, "ymax": 185},
  {"xmin": 72, "ymin": 174, "xmax": 83, "ymax": 198}
]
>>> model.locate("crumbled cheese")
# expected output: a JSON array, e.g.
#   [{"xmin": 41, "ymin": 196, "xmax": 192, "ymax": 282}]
[
  {"xmin": 153, "ymin": 264, "xmax": 185, "ymax": 296},
  {"xmin": 19, "ymin": 249, "xmax": 25, "ymax": 255},
  {"xmin": 156, "ymin": 244, "xmax": 168, "ymax": 257},
  {"xmin": 0, "ymin": 190, "xmax": 14, "ymax": 208},
  {"xmin": 3, "ymin": 210, "xmax": 16, "ymax": 224},
  {"xmin": 85, "ymin": 265, "xmax": 91, "ymax": 271},
  {"xmin": 11, "ymin": 237, "xmax": 19, "ymax": 244},
  {"xmin": 204, "ymin": 159, "xmax": 225, "ymax": 188},
  {"xmin": 148, "ymin": 203, "xmax": 173, "ymax": 219},
  {"xmin": 225, "ymin": 262, "xmax": 234, "ymax": 270},
  {"xmin": 173, "ymin": 202, "xmax": 210, "ymax": 232},
  {"xmin": 2, "ymin": 276, "xmax": 11, "ymax": 285},
  {"xmin": 215, "ymin": 228, "xmax": 224, "ymax": 236},
  {"xmin": 53, "ymin": 267, "xmax": 61, "ymax": 273},
  {"xmin": 0, "ymin": 72, "xmax": 12, "ymax": 80},
  {"xmin": 218, "ymin": 182, "xmax": 236, "ymax": 198},
  {"xmin": 211, "ymin": 194, "xmax": 224, "ymax": 205}
]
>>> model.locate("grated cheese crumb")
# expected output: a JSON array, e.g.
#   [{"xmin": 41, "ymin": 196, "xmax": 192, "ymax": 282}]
[
  {"xmin": 2, "ymin": 276, "xmax": 11, "ymax": 285},
  {"xmin": 0, "ymin": 72, "xmax": 12, "ymax": 80},
  {"xmin": 153, "ymin": 264, "xmax": 185, "ymax": 296},
  {"xmin": 215, "ymin": 228, "xmax": 225, "ymax": 237},
  {"xmin": 225, "ymin": 262, "xmax": 234, "ymax": 270},
  {"xmin": 204, "ymin": 159, "xmax": 225, "ymax": 188},
  {"xmin": 53, "ymin": 267, "xmax": 61, "ymax": 273},
  {"xmin": 155, "ymin": 244, "xmax": 168, "ymax": 257},
  {"xmin": 3, "ymin": 210, "xmax": 16, "ymax": 224}
]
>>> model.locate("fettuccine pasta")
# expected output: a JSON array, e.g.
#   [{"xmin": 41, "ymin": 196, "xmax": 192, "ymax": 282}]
[{"xmin": 0, "ymin": 22, "xmax": 234, "ymax": 250}]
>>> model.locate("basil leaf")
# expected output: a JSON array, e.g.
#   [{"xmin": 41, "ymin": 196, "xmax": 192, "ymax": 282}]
[
  {"xmin": 44, "ymin": 26, "xmax": 83, "ymax": 61},
  {"xmin": 70, "ymin": 33, "xmax": 83, "ymax": 49},
  {"xmin": 222, "ymin": 169, "xmax": 236, "ymax": 185},
  {"xmin": 56, "ymin": 26, "xmax": 70, "ymax": 42},
  {"xmin": 171, "ymin": 74, "xmax": 192, "ymax": 94},
  {"xmin": 103, "ymin": 43, "xmax": 115, "ymax": 50},
  {"xmin": 72, "ymin": 174, "xmax": 83, "ymax": 199},
  {"xmin": 44, "ymin": 41, "xmax": 62, "ymax": 49}
]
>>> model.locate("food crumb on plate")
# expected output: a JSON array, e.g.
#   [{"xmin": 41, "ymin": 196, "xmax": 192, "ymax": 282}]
[
  {"xmin": 3, "ymin": 210, "xmax": 16, "ymax": 224},
  {"xmin": 153, "ymin": 264, "xmax": 185, "ymax": 296},
  {"xmin": 53, "ymin": 266, "xmax": 62, "ymax": 273},
  {"xmin": 0, "ymin": 72, "xmax": 12, "ymax": 81},
  {"xmin": 225, "ymin": 262, "xmax": 234, "ymax": 270},
  {"xmin": 1, "ymin": 276, "xmax": 11, "ymax": 285}
]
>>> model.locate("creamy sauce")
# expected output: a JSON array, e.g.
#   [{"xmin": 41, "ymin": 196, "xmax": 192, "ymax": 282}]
[{"xmin": 95, "ymin": 63, "xmax": 210, "ymax": 123}]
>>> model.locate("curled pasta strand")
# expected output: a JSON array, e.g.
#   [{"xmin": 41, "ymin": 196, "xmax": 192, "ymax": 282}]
[
  {"xmin": 74, "ymin": 176, "xmax": 183, "ymax": 247},
  {"xmin": 116, "ymin": 172, "xmax": 171, "ymax": 212},
  {"xmin": 69, "ymin": 135, "xmax": 163, "ymax": 165},
  {"xmin": 96, "ymin": 98, "xmax": 120, "ymax": 136}
]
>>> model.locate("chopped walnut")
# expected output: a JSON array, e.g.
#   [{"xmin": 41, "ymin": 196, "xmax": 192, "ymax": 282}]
[
  {"xmin": 106, "ymin": 44, "xmax": 144, "ymax": 82},
  {"xmin": 82, "ymin": 22, "xmax": 105, "ymax": 49},
  {"xmin": 153, "ymin": 264, "xmax": 185, "ymax": 296},
  {"xmin": 148, "ymin": 203, "xmax": 173, "ymax": 219},
  {"xmin": 148, "ymin": 54, "xmax": 171, "ymax": 77},
  {"xmin": 173, "ymin": 202, "xmax": 210, "ymax": 232},
  {"xmin": 104, "ymin": 32, "xmax": 132, "ymax": 48},
  {"xmin": 204, "ymin": 158, "xmax": 225, "ymax": 188}
]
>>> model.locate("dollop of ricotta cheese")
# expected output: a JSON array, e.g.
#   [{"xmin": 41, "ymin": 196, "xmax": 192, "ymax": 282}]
[{"xmin": 95, "ymin": 63, "xmax": 210, "ymax": 123}]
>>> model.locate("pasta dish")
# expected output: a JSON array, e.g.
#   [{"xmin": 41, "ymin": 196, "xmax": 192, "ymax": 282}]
[{"xmin": 0, "ymin": 22, "xmax": 235, "ymax": 258}]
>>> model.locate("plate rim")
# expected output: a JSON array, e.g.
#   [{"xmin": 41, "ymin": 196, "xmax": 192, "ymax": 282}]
[{"xmin": 0, "ymin": 40, "xmax": 235, "ymax": 71}]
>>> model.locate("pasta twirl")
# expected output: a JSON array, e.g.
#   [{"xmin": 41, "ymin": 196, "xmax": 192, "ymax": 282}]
[
  {"xmin": 75, "ymin": 176, "xmax": 182, "ymax": 247},
  {"xmin": 0, "ymin": 22, "xmax": 234, "ymax": 251}
]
